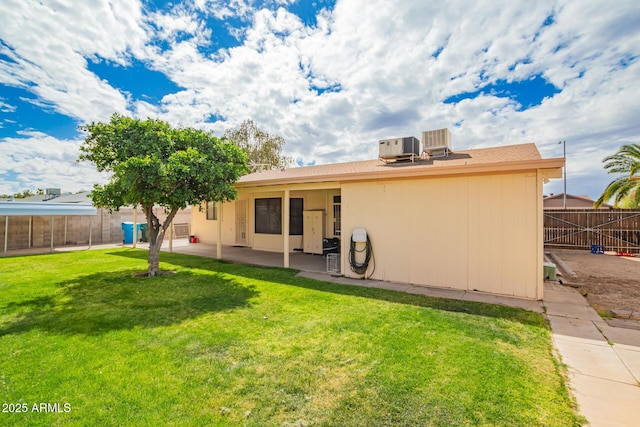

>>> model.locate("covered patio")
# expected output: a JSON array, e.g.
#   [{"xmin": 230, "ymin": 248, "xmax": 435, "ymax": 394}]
[
  {"xmin": 1, "ymin": 201, "xmax": 97, "ymax": 256},
  {"xmin": 166, "ymin": 241, "xmax": 329, "ymax": 273}
]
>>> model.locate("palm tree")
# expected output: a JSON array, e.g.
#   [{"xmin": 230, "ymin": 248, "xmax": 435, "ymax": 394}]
[{"xmin": 595, "ymin": 144, "xmax": 640, "ymax": 208}]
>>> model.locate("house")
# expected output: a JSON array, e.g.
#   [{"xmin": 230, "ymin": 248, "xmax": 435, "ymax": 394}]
[
  {"xmin": 543, "ymin": 193, "xmax": 611, "ymax": 209},
  {"xmin": 191, "ymin": 142, "xmax": 563, "ymax": 300}
]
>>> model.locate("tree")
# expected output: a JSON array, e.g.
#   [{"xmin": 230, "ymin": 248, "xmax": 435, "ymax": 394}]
[
  {"xmin": 79, "ymin": 113, "xmax": 248, "ymax": 276},
  {"xmin": 595, "ymin": 144, "xmax": 640, "ymax": 208},
  {"xmin": 224, "ymin": 119, "xmax": 292, "ymax": 172},
  {"xmin": 615, "ymin": 192, "xmax": 640, "ymax": 209}
]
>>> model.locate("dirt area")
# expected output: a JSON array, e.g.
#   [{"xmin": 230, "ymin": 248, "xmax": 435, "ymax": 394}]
[{"xmin": 548, "ymin": 249, "xmax": 640, "ymax": 314}]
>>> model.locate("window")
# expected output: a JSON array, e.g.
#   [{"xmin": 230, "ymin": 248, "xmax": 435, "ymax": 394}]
[
  {"xmin": 206, "ymin": 201, "xmax": 217, "ymax": 220},
  {"xmin": 255, "ymin": 198, "xmax": 281, "ymax": 234},
  {"xmin": 289, "ymin": 198, "xmax": 304, "ymax": 235},
  {"xmin": 333, "ymin": 195, "xmax": 341, "ymax": 236},
  {"xmin": 255, "ymin": 197, "xmax": 304, "ymax": 235}
]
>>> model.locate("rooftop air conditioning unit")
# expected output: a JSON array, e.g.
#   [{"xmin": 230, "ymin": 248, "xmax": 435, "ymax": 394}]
[
  {"xmin": 422, "ymin": 128, "xmax": 451, "ymax": 157},
  {"xmin": 379, "ymin": 136, "xmax": 420, "ymax": 159}
]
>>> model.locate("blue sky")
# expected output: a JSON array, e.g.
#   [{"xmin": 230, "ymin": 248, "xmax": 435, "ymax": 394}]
[{"xmin": 1, "ymin": 0, "xmax": 639, "ymax": 199}]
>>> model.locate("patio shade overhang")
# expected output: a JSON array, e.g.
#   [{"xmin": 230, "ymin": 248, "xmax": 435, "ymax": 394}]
[{"xmin": 0, "ymin": 202, "xmax": 97, "ymax": 216}]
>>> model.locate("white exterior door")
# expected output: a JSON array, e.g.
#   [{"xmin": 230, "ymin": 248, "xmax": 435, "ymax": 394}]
[{"xmin": 235, "ymin": 200, "xmax": 247, "ymax": 245}]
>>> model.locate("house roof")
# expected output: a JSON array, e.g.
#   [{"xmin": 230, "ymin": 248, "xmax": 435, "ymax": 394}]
[
  {"xmin": 237, "ymin": 143, "xmax": 564, "ymax": 187},
  {"xmin": 543, "ymin": 193, "xmax": 612, "ymax": 209}
]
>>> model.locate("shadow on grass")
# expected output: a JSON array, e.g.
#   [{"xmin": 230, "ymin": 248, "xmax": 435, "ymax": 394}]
[
  {"xmin": 110, "ymin": 249, "xmax": 547, "ymax": 329},
  {"xmin": 1, "ymin": 266, "xmax": 258, "ymax": 336}
]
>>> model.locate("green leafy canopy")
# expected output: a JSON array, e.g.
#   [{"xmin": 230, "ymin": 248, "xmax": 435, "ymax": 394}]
[
  {"xmin": 224, "ymin": 119, "xmax": 292, "ymax": 172},
  {"xmin": 78, "ymin": 113, "xmax": 248, "ymax": 276},
  {"xmin": 79, "ymin": 113, "xmax": 248, "ymax": 212},
  {"xmin": 595, "ymin": 144, "xmax": 640, "ymax": 208}
]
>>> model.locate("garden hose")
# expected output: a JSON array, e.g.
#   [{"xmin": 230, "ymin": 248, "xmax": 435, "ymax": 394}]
[{"xmin": 349, "ymin": 235, "xmax": 375, "ymax": 278}]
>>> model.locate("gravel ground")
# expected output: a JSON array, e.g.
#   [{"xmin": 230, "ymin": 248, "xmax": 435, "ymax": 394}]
[{"xmin": 548, "ymin": 249, "xmax": 640, "ymax": 314}]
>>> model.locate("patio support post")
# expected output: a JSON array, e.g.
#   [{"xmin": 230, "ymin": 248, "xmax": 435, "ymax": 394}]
[
  {"xmin": 50, "ymin": 216, "xmax": 54, "ymax": 253},
  {"xmin": 4, "ymin": 216, "xmax": 7, "ymax": 256},
  {"xmin": 133, "ymin": 207, "xmax": 137, "ymax": 248},
  {"xmin": 283, "ymin": 189, "xmax": 290, "ymax": 268},
  {"xmin": 216, "ymin": 202, "xmax": 222, "ymax": 259}
]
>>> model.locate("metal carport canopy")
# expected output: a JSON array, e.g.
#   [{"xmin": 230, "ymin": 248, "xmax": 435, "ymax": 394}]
[
  {"xmin": 0, "ymin": 201, "xmax": 97, "ymax": 216},
  {"xmin": 1, "ymin": 202, "xmax": 97, "ymax": 255}
]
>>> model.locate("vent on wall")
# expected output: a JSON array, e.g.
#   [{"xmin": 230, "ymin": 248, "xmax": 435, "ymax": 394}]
[{"xmin": 422, "ymin": 128, "xmax": 451, "ymax": 157}]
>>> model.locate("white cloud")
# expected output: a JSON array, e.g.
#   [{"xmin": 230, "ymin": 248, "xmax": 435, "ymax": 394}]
[
  {"xmin": 0, "ymin": 0, "xmax": 149, "ymax": 123},
  {"xmin": 0, "ymin": 132, "xmax": 106, "ymax": 192},
  {"xmin": 0, "ymin": 0, "xmax": 639, "ymax": 198}
]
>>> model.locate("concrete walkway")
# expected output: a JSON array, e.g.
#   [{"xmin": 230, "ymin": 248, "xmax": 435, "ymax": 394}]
[
  {"xmin": 544, "ymin": 282, "xmax": 640, "ymax": 426},
  {"xmin": 6, "ymin": 241, "xmax": 639, "ymax": 425}
]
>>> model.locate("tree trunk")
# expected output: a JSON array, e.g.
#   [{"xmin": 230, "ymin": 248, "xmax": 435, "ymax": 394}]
[{"xmin": 144, "ymin": 205, "xmax": 178, "ymax": 277}]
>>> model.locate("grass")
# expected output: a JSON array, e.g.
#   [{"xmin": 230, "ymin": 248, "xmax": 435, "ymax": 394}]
[{"xmin": 0, "ymin": 249, "xmax": 583, "ymax": 426}]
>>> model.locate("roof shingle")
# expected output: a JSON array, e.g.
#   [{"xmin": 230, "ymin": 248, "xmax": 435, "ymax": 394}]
[{"xmin": 237, "ymin": 143, "xmax": 561, "ymax": 187}]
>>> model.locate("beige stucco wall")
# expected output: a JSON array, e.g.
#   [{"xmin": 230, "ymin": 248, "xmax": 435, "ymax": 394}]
[
  {"xmin": 190, "ymin": 171, "xmax": 545, "ymax": 299},
  {"xmin": 191, "ymin": 188, "xmax": 341, "ymax": 252},
  {"xmin": 341, "ymin": 171, "xmax": 542, "ymax": 299}
]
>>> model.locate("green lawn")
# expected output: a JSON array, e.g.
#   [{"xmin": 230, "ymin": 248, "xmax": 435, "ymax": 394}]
[{"xmin": 0, "ymin": 249, "xmax": 583, "ymax": 426}]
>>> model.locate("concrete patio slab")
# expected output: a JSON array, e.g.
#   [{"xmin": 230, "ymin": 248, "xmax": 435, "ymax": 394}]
[
  {"xmin": 613, "ymin": 345, "xmax": 640, "ymax": 383},
  {"xmin": 544, "ymin": 282, "xmax": 640, "ymax": 426},
  {"xmin": 544, "ymin": 287, "xmax": 591, "ymax": 306},
  {"xmin": 544, "ymin": 300, "xmax": 604, "ymax": 321},
  {"xmin": 405, "ymin": 285, "xmax": 466, "ymax": 300},
  {"xmin": 461, "ymin": 291, "xmax": 544, "ymax": 313},
  {"xmin": 553, "ymin": 335, "xmax": 637, "ymax": 384},
  {"xmin": 607, "ymin": 317, "xmax": 640, "ymax": 331},
  {"xmin": 547, "ymin": 316, "xmax": 608, "ymax": 342},
  {"xmin": 567, "ymin": 373, "xmax": 640, "ymax": 427},
  {"xmin": 599, "ymin": 323, "xmax": 640, "ymax": 347}
]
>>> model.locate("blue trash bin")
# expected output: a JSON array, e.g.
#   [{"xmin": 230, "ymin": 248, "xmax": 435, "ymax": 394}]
[{"xmin": 121, "ymin": 222, "xmax": 142, "ymax": 244}]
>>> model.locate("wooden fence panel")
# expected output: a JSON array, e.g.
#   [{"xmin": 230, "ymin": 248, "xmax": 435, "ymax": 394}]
[{"xmin": 544, "ymin": 209, "xmax": 640, "ymax": 253}]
